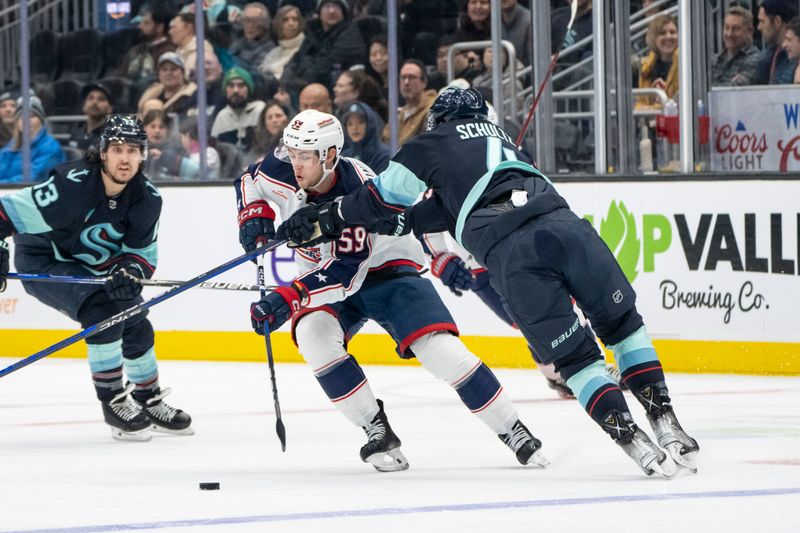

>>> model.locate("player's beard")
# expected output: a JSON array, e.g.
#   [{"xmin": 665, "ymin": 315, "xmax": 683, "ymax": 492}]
[{"xmin": 103, "ymin": 161, "xmax": 139, "ymax": 185}]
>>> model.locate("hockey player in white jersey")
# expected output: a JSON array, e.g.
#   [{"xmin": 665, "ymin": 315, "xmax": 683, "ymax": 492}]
[{"xmin": 238, "ymin": 110, "xmax": 548, "ymax": 471}]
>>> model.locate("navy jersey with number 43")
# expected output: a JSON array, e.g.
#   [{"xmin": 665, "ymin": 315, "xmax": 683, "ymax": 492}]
[{"xmin": 0, "ymin": 159, "xmax": 162, "ymax": 277}]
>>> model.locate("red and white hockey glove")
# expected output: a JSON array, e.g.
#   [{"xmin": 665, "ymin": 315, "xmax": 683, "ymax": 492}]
[
  {"xmin": 238, "ymin": 201, "xmax": 276, "ymax": 253},
  {"xmin": 250, "ymin": 284, "xmax": 302, "ymax": 334},
  {"xmin": 430, "ymin": 253, "xmax": 474, "ymax": 296}
]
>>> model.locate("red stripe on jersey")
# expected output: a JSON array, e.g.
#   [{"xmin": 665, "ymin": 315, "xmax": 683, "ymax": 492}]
[
  {"xmin": 256, "ymin": 170, "xmax": 297, "ymax": 192},
  {"xmin": 369, "ymin": 259, "xmax": 423, "ymax": 272}
]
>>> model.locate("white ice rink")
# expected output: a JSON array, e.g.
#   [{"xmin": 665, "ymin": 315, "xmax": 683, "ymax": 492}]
[{"xmin": 1, "ymin": 357, "xmax": 799, "ymax": 532}]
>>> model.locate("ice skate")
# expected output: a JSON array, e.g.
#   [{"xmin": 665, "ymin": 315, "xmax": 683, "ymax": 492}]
[
  {"xmin": 545, "ymin": 376, "xmax": 575, "ymax": 400},
  {"xmin": 648, "ymin": 405, "xmax": 699, "ymax": 473},
  {"xmin": 136, "ymin": 387, "xmax": 194, "ymax": 436},
  {"xmin": 102, "ymin": 384, "xmax": 151, "ymax": 442},
  {"xmin": 359, "ymin": 399, "xmax": 408, "ymax": 472},
  {"xmin": 606, "ymin": 364, "xmax": 627, "ymax": 391},
  {"xmin": 498, "ymin": 420, "xmax": 549, "ymax": 467},
  {"xmin": 603, "ymin": 410, "xmax": 676, "ymax": 478},
  {"xmin": 539, "ymin": 362, "xmax": 575, "ymax": 400}
]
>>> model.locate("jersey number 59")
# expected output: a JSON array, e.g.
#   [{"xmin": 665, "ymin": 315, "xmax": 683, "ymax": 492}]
[{"xmin": 337, "ymin": 227, "xmax": 368, "ymax": 254}]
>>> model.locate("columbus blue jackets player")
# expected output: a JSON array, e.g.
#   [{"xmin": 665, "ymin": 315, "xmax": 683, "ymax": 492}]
[
  {"xmin": 0, "ymin": 115, "xmax": 192, "ymax": 441},
  {"xmin": 237, "ymin": 109, "xmax": 548, "ymax": 471},
  {"xmin": 277, "ymin": 89, "xmax": 699, "ymax": 477}
]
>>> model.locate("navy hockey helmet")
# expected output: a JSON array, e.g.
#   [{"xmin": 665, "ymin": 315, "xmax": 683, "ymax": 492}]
[
  {"xmin": 100, "ymin": 114, "xmax": 149, "ymax": 160},
  {"xmin": 426, "ymin": 87, "xmax": 489, "ymax": 131}
]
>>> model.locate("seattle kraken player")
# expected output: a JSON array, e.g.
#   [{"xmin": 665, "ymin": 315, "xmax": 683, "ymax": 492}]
[
  {"xmin": 0, "ymin": 115, "xmax": 192, "ymax": 441},
  {"xmin": 238, "ymin": 109, "xmax": 548, "ymax": 471},
  {"xmin": 278, "ymin": 89, "xmax": 699, "ymax": 477}
]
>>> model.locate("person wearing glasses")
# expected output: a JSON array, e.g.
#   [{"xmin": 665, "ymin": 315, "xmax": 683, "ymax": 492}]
[{"xmin": 382, "ymin": 59, "xmax": 438, "ymax": 147}]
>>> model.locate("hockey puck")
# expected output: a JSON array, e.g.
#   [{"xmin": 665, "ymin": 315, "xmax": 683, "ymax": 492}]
[{"xmin": 199, "ymin": 482, "xmax": 220, "ymax": 490}]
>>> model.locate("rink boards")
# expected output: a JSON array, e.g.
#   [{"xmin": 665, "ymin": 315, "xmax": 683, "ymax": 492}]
[{"xmin": 1, "ymin": 179, "xmax": 799, "ymax": 375}]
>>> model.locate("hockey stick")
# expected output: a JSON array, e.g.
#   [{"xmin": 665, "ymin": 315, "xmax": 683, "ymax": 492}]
[
  {"xmin": 256, "ymin": 252, "xmax": 287, "ymax": 452},
  {"xmin": 7, "ymin": 272, "xmax": 271, "ymax": 292},
  {"xmin": 0, "ymin": 239, "xmax": 286, "ymax": 379},
  {"xmin": 515, "ymin": 0, "xmax": 578, "ymax": 147}
]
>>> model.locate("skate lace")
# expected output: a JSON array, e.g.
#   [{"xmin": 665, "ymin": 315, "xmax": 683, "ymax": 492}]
[
  {"xmin": 146, "ymin": 401, "xmax": 179, "ymax": 423},
  {"xmin": 502, "ymin": 422, "xmax": 531, "ymax": 452},
  {"xmin": 111, "ymin": 396, "xmax": 142, "ymax": 422},
  {"xmin": 144, "ymin": 387, "xmax": 179, "ymax": 423},
  {"xmin": 364, "ymin": 418, "xmax": 387, "ymax": 442}
]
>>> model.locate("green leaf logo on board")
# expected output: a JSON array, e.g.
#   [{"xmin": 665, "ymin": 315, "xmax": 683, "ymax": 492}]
[{"xmin": 600, "ymin": 200, "xmax": 640, "ymax": 283}]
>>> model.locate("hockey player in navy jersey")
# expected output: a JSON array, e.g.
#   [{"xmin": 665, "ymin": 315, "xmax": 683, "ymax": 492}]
[
  {"xmin": 238, "ymin": 109, "xmax": 548, "ymax": 471},
  {"xmin": 0, "ymin": 115, "xmax": 192, "ymax": 441},
  {"xmin": 277, "ymin": 88, "xmax": 699, "ymax": 477}
]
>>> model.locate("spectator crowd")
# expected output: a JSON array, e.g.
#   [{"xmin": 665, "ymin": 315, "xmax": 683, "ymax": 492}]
[{"xmin": 2, "ymin": 0, "xmax": 800, "ymax": 183}]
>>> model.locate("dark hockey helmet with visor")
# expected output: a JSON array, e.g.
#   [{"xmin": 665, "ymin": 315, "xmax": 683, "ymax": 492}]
[
  {"xmin": 426, "ymin": 87, "xmax": 489, "ymax": 131},
  {"xmin": 100, "ymin": 114, "xmax": 149, "ymax": 160}
]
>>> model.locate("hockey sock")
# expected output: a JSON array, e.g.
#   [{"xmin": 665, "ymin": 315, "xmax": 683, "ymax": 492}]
[
  {"xmin": 566, "ymin": 359, "xmax": 630, "ymax": 427},
  {"xmin": 606, "ymin": 326, "xmax": 670, "ymax": 410},
  {"xmin": 316, "ymin": 355, "xmax": 379, "ymax": 427},
  {"xmin": 87, "ymin": 339, "xmax": 124, "ymax": 402},
  {"xmin": 123, "ymin": 347, "xmax": 160, "ymax": 404},
  {"xmin": 454, "ymin": 362, "xmax": 518, "ymax": 434}
]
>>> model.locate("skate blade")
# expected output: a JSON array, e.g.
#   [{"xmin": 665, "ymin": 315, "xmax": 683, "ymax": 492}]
[
  {"xmin": 365, "ymin": 448, "xmax": 409, "ymax": 472},
  {"xmin": 110, "ymin": 427, "xmax": 152, "ymax": 442},
  {"xmin": 645, "ymin": 454, "xmax": 677, "ymax": 478},
  {"xmin": 528, "ymin": 449, "xmax": 550, "ymax": 468},
  {"xmin": 151, "ymin": 424, "xmax": 195, "ymax": 436},
  {"xmin": 665, "ymin": 442, "xmax": 698, "ymax": 473}
]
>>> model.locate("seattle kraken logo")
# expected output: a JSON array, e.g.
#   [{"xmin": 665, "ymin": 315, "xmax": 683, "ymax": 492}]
[{"xmin": 73, "ymin": 223, "xmax": 123, "ymax": 265}]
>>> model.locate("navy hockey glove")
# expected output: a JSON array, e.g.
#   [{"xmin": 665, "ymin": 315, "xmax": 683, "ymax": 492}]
[
  {"xmin": 0, "ymin": 239, "xmax": 9, "ymax": 292},
  {"xmin": 238, "ymin": 201, "xmax": 276, "ymax": 253},
  {"xmin": 430, "ymin": 253, "xmax": 474, "ymax": 296},
  {"xmin": 250, "ymin": 284, "xmax": 302, "ymax": 334},
  {"xmin": 104, "ymin": 264, "xmax": 143, "ymax": 302},
  {"xmin": 373, "ymin": 208, "xmax": 413, "ymax": 237}
]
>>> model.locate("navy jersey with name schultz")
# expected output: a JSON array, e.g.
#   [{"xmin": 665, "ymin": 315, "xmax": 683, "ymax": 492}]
[
  {"xmin": 337, "ymin": 118, "xmax": 569, "ymax": 255},
  {"xmin": 0, "ymin": 159, "xmax": 162, "ymax": 277}
]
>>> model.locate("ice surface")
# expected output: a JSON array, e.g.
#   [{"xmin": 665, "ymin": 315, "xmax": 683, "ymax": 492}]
[{"xmin": 1, "ymin": 358, "xmax": 798, "ymax": 532}]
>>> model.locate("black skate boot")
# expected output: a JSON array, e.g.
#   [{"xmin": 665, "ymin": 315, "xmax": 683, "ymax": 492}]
[
  {"xmin": 136, "ymin": 387, "xmax": 194, "ymax": 436},
  {"xmin": 602, "ymin": 410, "xmax": 676, "ymax": 478},
  {"xmin": 102, "ymin": 384, "xmax": 152, "ymax": 442},
  {"xmin": 635, "ymin": 383, "xmax": 699, "ymax": 472},
  {"xmin": 498, "ymin": 420, "xmax": 550, "ymax": 467},
  {"xmin": 359, "ymin": 399, "xmax": 408, "ymax": 472}
]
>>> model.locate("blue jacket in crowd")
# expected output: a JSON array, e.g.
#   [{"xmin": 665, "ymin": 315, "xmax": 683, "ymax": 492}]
[{"xmin": 0, "ymin": 128, "xmax": 65, "ymax": 183}]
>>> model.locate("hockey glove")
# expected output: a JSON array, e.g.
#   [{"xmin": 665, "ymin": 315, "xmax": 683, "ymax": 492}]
[
  {"xmin": 0, "ymin": 239, "xmax": 9, "ymax": 292},
  {"xmin": 277, "ymin": 202, "xmax": 344, "ymax": 248},
  {"xmin": 430, "ymin": 253, "xmax": 474, "ymax": 296},
  {"xmin": 104, "ymin": 264, "xmax": 143, "ymax": 302},
  {"xmin": 373, "ymin": 207, "xmax": 413, "ymax": 237},
  {"xmin": 238, "ymin": 201, "xmax": 276, "ymax": 253},
  {"xmin": 250, "ymin": 284, "xmax": 302, "ymax": 334}
]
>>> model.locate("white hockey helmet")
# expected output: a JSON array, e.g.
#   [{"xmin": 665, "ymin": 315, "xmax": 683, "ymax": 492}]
[
  {"xmin": 282, "ymin": 109, "xmax": 344, "ymax": 191},
  {"xmin": 283, "ymin": 109, "xmax": 344, "ymax": 163}
]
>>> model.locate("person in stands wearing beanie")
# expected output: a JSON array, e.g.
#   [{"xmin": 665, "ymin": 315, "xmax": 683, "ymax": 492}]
[
  {"xmin": 282, "ymin": 0, "xmax": 366, "ymax": 93},
  {"xmin": 210, "ymin": 66, "xmax": 266, "ymax": 154},
  {"xmin": 68, "ymin": 82, "xmax": 114, "ymax": 154},
  {"xmin": 0, "ymin": 96, "xmax": 64, "ymax": 183}
]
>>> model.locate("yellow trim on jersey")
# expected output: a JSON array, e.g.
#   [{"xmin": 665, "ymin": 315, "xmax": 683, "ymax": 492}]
[{"xmin": 1, "ymin": 329, "xmax": 798, "ymax": 375}]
